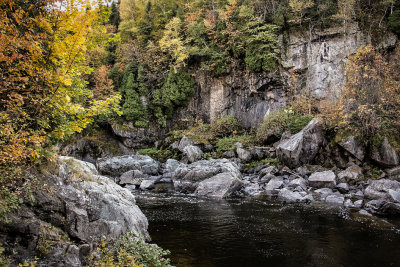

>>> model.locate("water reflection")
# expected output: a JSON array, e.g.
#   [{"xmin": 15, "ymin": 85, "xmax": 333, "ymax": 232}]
[{"xmin": 136, "ymin": 194, "xmax": 400, "ymax": 267}]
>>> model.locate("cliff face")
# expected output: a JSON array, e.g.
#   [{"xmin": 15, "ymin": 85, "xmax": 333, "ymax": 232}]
[
  {"xmin": 180, "ymin": 70, "xmax": 287, "ymax": 129},
  {"xmin": 178, "ymin": 22, "xmax": 397, "ymax": 129}
]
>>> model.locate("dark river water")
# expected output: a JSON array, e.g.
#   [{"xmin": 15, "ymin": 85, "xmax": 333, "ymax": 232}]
[{"xmin": 136, "ymin": 193, "xmax": 400, "ymax": 267}]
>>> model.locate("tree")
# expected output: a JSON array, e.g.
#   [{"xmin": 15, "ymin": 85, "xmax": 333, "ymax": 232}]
[
  {"xmin": 0, "ymin": 0, "xmax": 121, "ymax": 220},
  {"xmin": 93, "ymin": 66, "xmax": 115, "ymax": 100},
  {"xmin": 138, "ymin": 1, "xmax": 154, "ymax": 45},
  {"xmin": 0, "ymin": 0, "xmax": 121, "ymax": 166},
  {"xmin": 321, "ymin": 45, "xmax": 400, "ymax": 141},
  {"xmin": 388, "ymin": 2, "xmax": 400, "ymax": 36},
  {"xmin": 119, "ymin": 61, "xmax": 149, "ymax": 126},
  {"xmin": 122, "ymin": 74, "xmax": 146, "ymax": 123},
  {"xmin": 109, "ymin": 1, "xmax": 121, "ymax": 28},
  {"xmin": 152, "ymin": 69, "xmax": 194, "ymax": 126},
  {"xmin": 289, "ymin": 0, "xmax": 314, "ymax": 23},
  {"xmin": 242, "ymin": 17, "xmax": 280, "ymax": 72},
  {"xmin": 159, "ymin": 17, "xmax": 189, "ymax": 71}
]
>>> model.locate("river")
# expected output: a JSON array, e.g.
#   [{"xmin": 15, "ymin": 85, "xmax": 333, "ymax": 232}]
[{"xmin": 136, "ymin": 193, "xmax": 400, "ymax": 267}]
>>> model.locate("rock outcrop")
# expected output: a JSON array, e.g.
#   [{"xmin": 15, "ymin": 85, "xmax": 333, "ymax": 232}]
[
  {"xmin": 172, "ymin": 159, "xmax": 242, "ymax": 196},
  {"xmin": 97, "ymin": 154, "xmax": 160, "ymax": 177},
  {"xmin": 0, "ymin": 156, "xmax": 149, "ymax": 266},
  {"xmin": 110, "ymin": 121, "xmax": 162, "ymax": 149},
  {"xmin": 276, "ymin": 119, "xmax": 325, "ymax": 168},
  {"xmin": 370, "ymin": 137, "xmax": 399, "ymax": 168},
  {"xmin": 195, "ymin": 172, "xmax": 243, "ymax": 199}
]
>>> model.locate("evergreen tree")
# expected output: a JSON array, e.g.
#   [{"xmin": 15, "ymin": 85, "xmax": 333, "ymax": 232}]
[
  {"xmin": 243, "ymin": 17, "xmax": 280, "ymax": 72},
  {"xmin": 119, "ymin": 61, "xmax": 149, "ymax": 127},
  {"xmin": 109, "ymin": 1, "xmax": 121, "ymax": 29},
  {"xmin": 388, "ymin": 3, "xmax": 400, "ymax": 36},
  {"xmin": 138, "ymin": 1, "xmax": 154, "ymax": 45},
  {"xmin": 152, "ymin": 69, "xmax": 194, "ymax": 126},
  {"xmin": 122, "ymin": 74, "xmax": 147, "ymax": 125}
]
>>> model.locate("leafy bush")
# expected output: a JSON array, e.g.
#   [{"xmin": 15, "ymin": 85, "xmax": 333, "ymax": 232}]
[
  {"xmin": 216, "ymin": 135, "xmax": 254, "ymax": 152},
  {"xmin": 0, "ymin": 187, "xmax": 22, "ymax": 223},
  {"xmin": 138, "ymin": 148, "xmax": 175, "ymax": 161},
  {"xmin": 89, "ymin": 233, "xmax": 172, "ymax": 267},
  {"xmin": 209, "ymin": 115, "xmax": 241, "ymax": 138},
  {"xmin": 256, "ymin": 109, "xmax": 313, "ymax": 144},
  {"xmin": 320, "ymin": 45, "xmax": 400, "ymax": 143},
  {"xmin": 174, "ymin": 115, "xmax": 242, "ymax": 146}
]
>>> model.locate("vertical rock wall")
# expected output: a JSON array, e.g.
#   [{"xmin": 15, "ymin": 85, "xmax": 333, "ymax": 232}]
[{"xmin": 179, "ymin": 22, "xmax": 397, "ymax": 129}]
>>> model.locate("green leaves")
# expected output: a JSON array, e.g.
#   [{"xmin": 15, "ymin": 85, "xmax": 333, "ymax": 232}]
[
  {"xmin": 152, "ymin": 69, "xmax": 194, "ymax": 126},
  {"xmin": 119, "ymin": 61, "xmax": 149, "ymax": 127},
  {"xmin": 243, "ymin": 18, "xmax": 280, "ymax": 72}
]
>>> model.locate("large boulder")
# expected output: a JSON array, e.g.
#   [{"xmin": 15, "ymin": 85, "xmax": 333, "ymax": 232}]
[
  {"xmin": 164, "ymin": 159, "xmax": 183, "ymax": 174},
  {"xmin": 58, "ymin": 157, "xmax": 149, "ymax": 240},
  {"xmin": 386, "ymin": 167, "xmax": 400, "ymax": 181},
  {"xmin": 308, "ymin": 170, "xmax": 337, "ymax": 189},
  {"xmin": 338, "ymin": 136, "xmax": 365, "ymax": 161},
  {"xmin": 265, "ymin": 176, "xmax": 284, "ymax": 195},
  {"xmin": 364, "ymin": 179, "xmax": 400, "ymax": 200},
  {"xmin": 183, "ymin": 145, "xmax": 204, "ymax": 163},
  {"xmin": 178, "ymin": 136, "xmax": 195, "ymax": 152},
  {"xmin": 173, "ymin": 159, "xmax": 241, "ymax": 182},
  {"xmin": 110, "ymin": 121, "xmax": 161, "ymax": 149},
  {"xmin": 97, "ymin": 155, "xmax": 159, "ymax": 177},
  {"xmin": 60, "ymin": 139, "xmax": 112, "ymax": 164},
  {"xmin": 370, "ymin": 137, "xmax": 399, "ymax": 168},
  {"xmin": 277, "ymin": 188, "xmax": 305, "ymax": 203},
  {"xmin": 119, "ymin": 170, "xmax": 148, "ymax": 186},
  {"xmin": 236, "ymin": 143, "xmax": 252, "ymax": 162},
  {"xmin": 276, "ymin": 119, "xmax": 325, "ymax": 168},
  {"xmin": 288, "ymin": 178, "xmax": 308, "ymax": 191},
  {"xmin": 325, "ymin": 194, "xmax": 345, "ymax": 205},
  {"xmin": 337, "ymin": 165, "xmax": 362, "ymax": 185},
  {"xmin": 365, "ymin": 199, "xmax": 400, "ymax": 216},
  {"xmin": 173, "ymin": 159, "xmax": 241, "ymax": 193},
  {"xmin": 195, "ymin": 172, "xmax": 243, "ymax": 199},
  {"xmin": 0, "ymin": 156, "xmax": 149, "ymax": 266}
]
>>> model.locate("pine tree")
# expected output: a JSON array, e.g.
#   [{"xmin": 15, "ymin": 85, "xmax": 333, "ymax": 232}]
[
  {"xmin": 243, "ymin": 17, "xmax": 280, "ymax": 72},
  {"xmin": 152, "ymin": 69, "xmax": 194, "ymax": 126},
  {"xmin": 138, "ymin": 1, "xmax": 154, "ymax": 45},
  {"xmin": 109, "ymin": 1, "xmax": 121, "ymax": 29},
  {"xmin": 122, "ymin": 74, "xmax": 146, "ymax": 123}
]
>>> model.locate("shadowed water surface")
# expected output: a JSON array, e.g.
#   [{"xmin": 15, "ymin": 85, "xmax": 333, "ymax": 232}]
[{"xmin": 136, "ymin": 193, "xmax": 400, "ymax": 267}]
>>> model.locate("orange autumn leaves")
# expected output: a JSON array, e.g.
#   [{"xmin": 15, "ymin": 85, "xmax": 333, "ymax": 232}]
[
  {"xmin": 321, "ymin": 45, "xmax": 400, "ymax": 140},
  {"xmin": 0, "ymin": 0, "xmax": 121, "ymax": 167}
]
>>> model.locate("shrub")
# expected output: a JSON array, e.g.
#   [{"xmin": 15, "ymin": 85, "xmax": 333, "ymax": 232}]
[
  {"xmin": 287, "ymin": 114, "xmax": 314, "ymax": 133},
  {"xmin": 171, "ymin": 115, "xmax": 242, "ymax": 146},
  {"xmin": 209, "ymin": 115, "xmax": 241, "ymax": 138},
  {"xmin": 138, "ymin": 148, "xmax": 175, "ymax": 161},
  {"xmin": 256, "ymin": 109, "xmax": 313, "ymax": 144},
  {"xmin": 89, "ymin": 233, "xmax": 172, "ymax": 267},
  {"xmin": 320, "ymin": 45, "xmax": 400, "ymax": 144},
  {"xmin": 216, "ymin": 135, "xmax": 254, "ymax": 152}
]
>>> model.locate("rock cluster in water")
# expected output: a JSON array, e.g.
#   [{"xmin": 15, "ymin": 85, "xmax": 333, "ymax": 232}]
[
  {"xmin": 95, "ymin": 154, "xmax": 400, "ymax": 218},
  {"xmin": 89, "ymin": 119, "xmax": 400, "ymax": 220}
]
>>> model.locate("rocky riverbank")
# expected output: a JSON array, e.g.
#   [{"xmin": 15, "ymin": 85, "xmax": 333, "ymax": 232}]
[
  {"xmin": 95, "ymin": 153, "xmax": 400, "ymax": 218},
  {"xmin": 0, "ymin": 157, "xmax": 149, "ymax": 266},
  {"xmin": 89, "ymin": 119, "xmax": 400, "ymax": 218}
]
